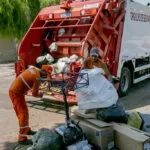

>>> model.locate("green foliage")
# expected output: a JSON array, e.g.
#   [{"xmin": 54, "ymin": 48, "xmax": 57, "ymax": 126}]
[
  {"xmin": 0, "ymin": 0, "xmax": 30, "ymax": 39},
  {"xmin": 40, "ymin": 0, "xmax": 60, "ymax": 9},
  {"xmin": 0, "ymin": 0, "xmax": 60, "ymax": 39},
  {"xmin": 28, "ymin": 0, "xmax": 40, "ymax": 21}
]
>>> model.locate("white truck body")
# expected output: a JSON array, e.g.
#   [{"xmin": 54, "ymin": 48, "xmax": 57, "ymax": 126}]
[{"xmin": 118, "ymin": 0, "xmax": 150, "ymax": 83}]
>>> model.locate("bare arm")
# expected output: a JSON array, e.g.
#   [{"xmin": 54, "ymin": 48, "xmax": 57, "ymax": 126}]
[{"xmin": 100, "ymin": 60, "xmax": 112, "ymax": 82}]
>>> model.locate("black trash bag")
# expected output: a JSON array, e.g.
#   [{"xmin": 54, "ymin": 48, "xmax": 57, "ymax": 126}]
[
  {"xmin": 139, "ymin": 113, "xmax": 150, "ymax": 133},
  {"xmin": 63, "ymin": 122, "xmax": 85, "ymax": 146},
  {"xmin": 96, "ymin": 101, "xmax": 128, "ymax": 123},
  {"xmin": 28, "ymin": 128, "xmax": 63, "ymax": 150}
]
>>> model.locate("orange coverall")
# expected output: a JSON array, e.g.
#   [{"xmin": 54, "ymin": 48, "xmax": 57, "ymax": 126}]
[{"xmin": 9, "ymin": 67, "xmax": 42, "ymax": 142}]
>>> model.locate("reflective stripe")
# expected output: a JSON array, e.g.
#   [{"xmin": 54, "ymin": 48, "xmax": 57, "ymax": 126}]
[
  {"xmin": 28, "ymin": 67, "xmax": 35, "ymax": 74},
  {"xmin": 28, "ymin": 65, "xmax": 40, "ymax": 71},
  {"xmin": 20, "ymin": 74, "xmax": 31, "ymax": 90},
  {"xmin": 20, "ymin": 134, "xmax": 27, "ymax": 137},
  {"xmin": 20, "ymin": 126, "xmax": 29, "ymax": 129}
]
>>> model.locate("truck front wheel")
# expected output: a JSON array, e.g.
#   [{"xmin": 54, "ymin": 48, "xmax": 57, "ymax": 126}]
[{"xmin": 118, "ymin": 67, "xmax": 131, "ymax": 97}]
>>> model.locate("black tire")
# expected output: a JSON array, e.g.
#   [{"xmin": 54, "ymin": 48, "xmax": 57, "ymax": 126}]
[{"xmin": 118, "ymin": 67, "xmax": 131, "ymax": 97}]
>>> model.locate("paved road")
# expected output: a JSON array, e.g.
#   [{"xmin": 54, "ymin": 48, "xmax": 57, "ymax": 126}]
[
  {"xmin": 0, "ymin": 63, "xmax": 149, "ymax": 150},
  {"xmin": 121, "ymin": 79, "xmax": 150, "ymax": 113}
]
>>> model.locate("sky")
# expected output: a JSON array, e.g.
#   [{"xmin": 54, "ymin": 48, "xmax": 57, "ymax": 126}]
[{"xmin": 134, "ymin": 0, "xmax": 150, "ymax": 5}]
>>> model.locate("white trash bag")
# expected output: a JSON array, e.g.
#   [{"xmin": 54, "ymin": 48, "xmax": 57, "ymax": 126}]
[
  {"xmin": 49, "ymin": 42, "xmax": 57, "ymax": 52},
  {"xmin": 55, "ymin": 62, "xmax": 66, "ymax": 73},
  {"xmin": 36, "ymin": 54, "xmax": 54, "ymax": 64},
  {"xmin": 67, "ymin": 140, "xmax": 91, "ymax": 150},
  {"xmin": 58, "ymin": 57, "xmax": 71, "ymax": 64},
  {"xmin": 58, "ymin": 28, "xmax": 65, "ymax": 36},
  {"xmin": 76, "ymin": 68, "xmax": 118, "ymax": 110},
  {"xmin": 70, "ymin": 55, "xmax": 78, "ymax": 63},
  {"xmin": 36, "ymin": 56, "xmax": 45, "ymax": 63},
  {"xmin": 45, "ymin": 53, "xmax": 54, "ymax": 63}
]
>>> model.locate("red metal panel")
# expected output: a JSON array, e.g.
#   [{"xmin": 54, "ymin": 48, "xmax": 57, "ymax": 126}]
[
  {"xmin": 56, "ymin": 41, "xmax": 82, "ymax": 47},
  {"xmin": 112, "ymin": 22, "xmax": 124, "ymax": 76},
  {"xmin": 18, "ymin": 0, "xmax": 126, "ymax": 103},
  {"xmin": 39, "ymin": 0, "xmax": 102, "ymax": 16},
  {"xmin": 84, "ymin": 3, "xmax": 104, "ymax": 42},
  {"xmin": 31, "ymin": 24, "xmax": 91, "ymax": 30},
  {"xmin": 114, "ymin": 10, "xmax": 126, "ymax": 28}
]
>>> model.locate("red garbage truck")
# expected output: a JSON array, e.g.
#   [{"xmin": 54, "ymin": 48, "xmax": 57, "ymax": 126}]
[{"xmin": 15, "ymin": 0, "xmax": 150, "ymax": 103}]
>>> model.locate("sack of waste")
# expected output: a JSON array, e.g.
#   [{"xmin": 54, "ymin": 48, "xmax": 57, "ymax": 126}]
[
  {"xmin": 45, "ymin": 54, "xmax": 54, "ymax": 63},
  {"xmin": 36, "ymin": 54, "xmax": 54, "ymax": 65},
  {"xmin": 127, "ymin": 110, "xmax": 142, "ymax": 129},
  {"xmin": 27, "ymin": 128, "xmax": 63, "ymax": 150},
  {"xmin": 76, "ymin": 68, "xmax": 118, "ymax": 110},
  {"xmin": 49, "ymin": 42, "xmax": 57, "ymax": 52},
  {"xmin": 96, "ymin": 101, "xmax": 127, "ymax": 123}
]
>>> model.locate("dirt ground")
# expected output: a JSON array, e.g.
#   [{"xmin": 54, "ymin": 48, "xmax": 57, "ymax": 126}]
[
  {"xmin": 0, "ymin": 63, "xmax": 150, "ymax": 150},
  {"xmin": 0, "ymin": 39, "xmax": 17, "ymax": 63}
]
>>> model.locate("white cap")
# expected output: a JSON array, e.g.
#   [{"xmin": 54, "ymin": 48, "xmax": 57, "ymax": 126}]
[{"xmin": 90, "ymin": 47, "xmax": 99, "ymax": 57}]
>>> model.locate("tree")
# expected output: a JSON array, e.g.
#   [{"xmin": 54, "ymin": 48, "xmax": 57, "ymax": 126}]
[
  {"xmin": 0, "ymin": 0, "xmax": 30, "ymax": 39},
  {"xmin": 0, "ymin": 0, "xmax": 60, "ymax": 39},
  {"xmin": 28, "ymin": 0, "xmax": 40, "ymax": 21},
  {"xmin": 40, "ymin": 0, "xmax": 60, "ymax": 9}
]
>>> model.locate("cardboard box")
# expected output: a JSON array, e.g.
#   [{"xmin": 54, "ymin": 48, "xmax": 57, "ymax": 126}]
[
  {"xmin": 74, "ymin": 108, "xmax": 96, "ymax": 119},
  {"xmin": 113, "ymin": 123, "xmax": 150, "ymax": 150},
  {"xmin": 72, "ymin": 116, "xmax": 114, "ymax": 150}
]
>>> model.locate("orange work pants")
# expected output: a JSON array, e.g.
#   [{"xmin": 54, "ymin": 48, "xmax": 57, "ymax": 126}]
[{"xmin": 9, "ymin": 90, "xmax": 31, "ymax": 142}]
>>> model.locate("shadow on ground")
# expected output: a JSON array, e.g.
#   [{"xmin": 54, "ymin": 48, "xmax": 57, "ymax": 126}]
[
  {"xmin": 120, "ymin": 79, "xmax": 150, "ymax": 110},
  {"xmin": 3, "ymin": 141, "xmax": 31, "ymax": 150},
  {"xmin": 27, "ymin": 99, "xmax": 74, "ymax": 115}
]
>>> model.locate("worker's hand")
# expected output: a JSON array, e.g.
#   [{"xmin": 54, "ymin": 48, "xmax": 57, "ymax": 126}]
[
  {"xmin": 108, "ymin": 75, "xmax": 113, "ymax": 83},
  {"xmin": 40, "ymin": 92, "xmax": 43, "ymax": 98}
]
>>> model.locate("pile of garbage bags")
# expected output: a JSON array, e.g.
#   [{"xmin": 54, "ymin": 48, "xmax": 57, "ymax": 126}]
[
  {"xmin": 75, "ymin": 67, "xmax": 150, "ymax": 131},
  {"xmin": 36, "ymin": 54, "xmax": 54, "ymax": 67},
  {"xmin": 55, "ymin": 54, "xmax": 79, "ymax": 73},
  {"xmin": 27, "ymin": 124, "xmax": 92, "ymax": 150},
  {"xmin": 36, "ymin": 53, "xmax": 80, "ymax": 74}
]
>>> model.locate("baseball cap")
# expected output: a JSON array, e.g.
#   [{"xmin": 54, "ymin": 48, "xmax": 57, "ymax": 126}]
[{"xmin": 90, "ymin": 47, "xmax": 99, "ymax": 57}]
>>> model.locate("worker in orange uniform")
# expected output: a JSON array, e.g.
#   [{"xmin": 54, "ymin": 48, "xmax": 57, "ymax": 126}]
[
  {"xmin": 84, "ymin": 47, "xmax": 112, "ymax": 82},
  {"xmin": 9, "ymin": 66, "xmax": 48, "ymax": 145}
]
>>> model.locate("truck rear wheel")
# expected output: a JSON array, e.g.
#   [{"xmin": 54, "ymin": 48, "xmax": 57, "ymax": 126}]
[{"xmin": 118, "ymin": 67, "xmax": 131, "ymax": 97}]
